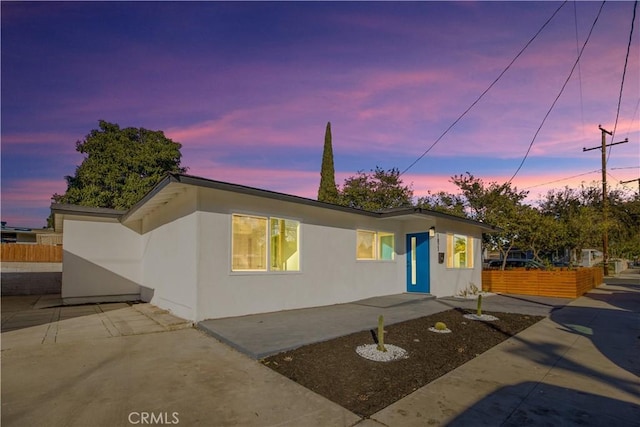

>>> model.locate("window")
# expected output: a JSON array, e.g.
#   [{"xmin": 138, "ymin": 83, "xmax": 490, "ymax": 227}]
[
  {"xmin": 446, "ymin": 234, "xmax": 473, "ymax": 268},
  {"xmin": 379, "ymin": 232, "xmax": 395, "ymax": 261},
  {"xmin": 232, "ymin": 215, "xmax": 268, "ymax": 271},
  {"xmin": 270, "ymin": 217, "xmax": 300, "ymax": 271},
  {"xmin": 232, "ymin": 214, "xmax": 300, "ymax": 272},
  {"xmin": 356, "ymin": 230, "xmax": 395, "ymax": 261}
]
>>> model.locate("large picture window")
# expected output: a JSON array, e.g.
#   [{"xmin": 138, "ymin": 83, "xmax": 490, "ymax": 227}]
[
  {"xmin": 446, "ymin": 234, "xmax": 473, "ymax": 268},
  {"xmin": 356, "ymin": 230, "xmax": 395, "ymax": 261},
  {"xmin": 232, "ymin": 214, "xmax": 300, "ymax": 272}
]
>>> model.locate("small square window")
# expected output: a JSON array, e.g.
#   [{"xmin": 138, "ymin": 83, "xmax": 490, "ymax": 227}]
[
  {"xmin": 357, "ymin": 230, "xmax": 395, "ymax": 261},
  {"xmin": 446, "ymin": 234, "xmax": 473, "ymax": 269}
]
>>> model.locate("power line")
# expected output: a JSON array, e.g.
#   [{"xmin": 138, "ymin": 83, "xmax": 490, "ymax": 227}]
[
  {"xmin": 522, "ymin": 169, "xmax": 600, "ymax": 190},
  {"xmin": 507, "ymin": 1, "xmax": 606, "ymax": 184},
  {"xmin": 608, "ymin": 0, "xmax": 638, "ymax": 159},
  {"xmin": 612, "ymin": 166, "xmax": 640, "ymax": 170},
  {"xmin": 399, "ymin": 1, "xmax": 569, "ymax": 176},
  {"xmin": 573, "ymin": 0, "xmax": 587, "ymax": 140},
  {"xmin": 606, "ymin": 0, "xmax": 639, "ymax": 162}
]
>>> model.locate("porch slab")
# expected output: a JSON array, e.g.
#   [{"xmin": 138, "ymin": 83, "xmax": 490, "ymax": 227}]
[
  {"xmin": 352, "ymin": 293, "xmax": 435, "ymax": 308},
  {"xmin": 197, "ymin": 292, "xmax": 571, "ymax": 359}
]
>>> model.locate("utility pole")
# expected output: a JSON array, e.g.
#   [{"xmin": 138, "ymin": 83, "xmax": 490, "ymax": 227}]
[{"xmin": 583, "ymin": 125, "xmax": 628, "ymax": 276}]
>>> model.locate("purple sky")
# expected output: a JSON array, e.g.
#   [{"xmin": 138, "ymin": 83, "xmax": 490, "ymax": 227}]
[{"xmin": 2, "ymin": 1, "xmax": 639, "ymax": 228}]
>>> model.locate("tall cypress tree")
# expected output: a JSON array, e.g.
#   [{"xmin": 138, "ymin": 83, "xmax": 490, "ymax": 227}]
[{"xmin": 318, "ymin": 121, "xmax": 339, "ymax": 203}]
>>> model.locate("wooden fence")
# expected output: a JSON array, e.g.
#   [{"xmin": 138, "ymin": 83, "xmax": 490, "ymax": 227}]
[
  {"xmin": 482, "ymin": 267, "xmax": 603, "ymax": 299},
  {"xmin": 1, "ymin": 244, "xmax": 63, "ymax": 263}
]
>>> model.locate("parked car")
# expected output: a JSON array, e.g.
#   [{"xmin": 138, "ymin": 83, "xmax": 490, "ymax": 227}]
[{"xmin": 485, "ymin": 258, "xmax": 546, "ymax": 270}]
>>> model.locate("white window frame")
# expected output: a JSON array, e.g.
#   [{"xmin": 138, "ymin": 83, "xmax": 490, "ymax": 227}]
[
  {"xmin": 446, "ymin": 233, "xmax": 474, "ymax": 269},
  {"xmin": 356, "ymin": 230, "xmax": 395, "ymax": 261},
  {"xmin": 231, "ymin": 213, "xmax": 301, "ymax": 273}
]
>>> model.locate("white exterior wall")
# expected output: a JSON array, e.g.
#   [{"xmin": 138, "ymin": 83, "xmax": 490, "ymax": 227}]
[
  {"xmin": 140, "ymin": 189, "xmax": 198, "ymax": 321},
  {"xmin": 195, "ymin": 189, "xmax": 405, "ymax": 320},
  {"xmin": 61, "ymin": 217, "xmax": 142, "ymax": 303},
  {"xmin": 59, "ymin": 183, "xmax": 488, "ymax": 321},
  {"xmin": 429, "ymin": 221, "xmax": 483, "ymax": 298}
]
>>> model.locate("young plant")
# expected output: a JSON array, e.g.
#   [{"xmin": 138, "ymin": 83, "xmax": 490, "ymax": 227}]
[
  {"xmin": 435, "ymin": 321, "xmax": 447, "ymax": 331},
  {"xmin": 377, "ymin": 315, "xmax": 387, "ymax": 352}
]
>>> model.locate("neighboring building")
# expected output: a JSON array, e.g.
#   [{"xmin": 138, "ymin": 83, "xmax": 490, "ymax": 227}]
[
  {"xmin": 51, "ymin": 173, "xmax": 498, "ymax": 322},
  {"xmin": 581, "ymin": 249, "xmax": 603, "ymax": 267},
  {"xmin": 1, "ymin": 222, "xmax": 61, "ymax": 245}
]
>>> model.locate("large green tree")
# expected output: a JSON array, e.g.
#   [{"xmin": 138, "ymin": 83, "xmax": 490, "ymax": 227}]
[
  {"xmin": 417, "ymin": 191, "xmax": 467, "ymax": 218},
  {"xmin": 52, "ymin": 120, "xmax": 187, "ymax": 210},
  {"xmin": 317, "ymin": 121, "xmax": 339, "ymax": 204},
  {"xmin": 448, "ymin": 173, "xmax": 529, "ymax": 268},
  {"xmin": 338, "ymin": 167, "xmax": 414, "ymax": 211}
]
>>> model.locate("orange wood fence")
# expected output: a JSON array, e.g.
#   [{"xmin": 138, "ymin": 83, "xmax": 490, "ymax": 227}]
[
  {"xmin": 1, "ymin": 244, "xmax": 63, "ymax": 263},
  {"xmin": 482, "ymin": 267, "xmax": 603, "ymax": 299}
]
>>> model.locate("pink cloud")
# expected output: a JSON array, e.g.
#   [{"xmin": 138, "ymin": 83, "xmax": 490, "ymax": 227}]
[
  {"xmin": 2, "ymin": 179, "xmax": 66, "ymax": 207},
  {"xmin": 1, "ymin": 131, "xmax": 81, "ymax": 155}
]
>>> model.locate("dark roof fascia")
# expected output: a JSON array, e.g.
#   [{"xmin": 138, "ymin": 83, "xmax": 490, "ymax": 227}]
[
  {"xmin": 57, "ymin": 173, "xmax": 500, "ymax": 232},
  {"xmin": 50, "ymin": 203, "xmax": 126, "ymax": 219},
  {"xmin": 379, "ymin": 207, "xmax": 501, "ymax": 232},
  {"xmin": 119, "ymin": 174, "xmax": 177, "ymax": 223},
  {"xmin": 167, "ymin": 173, "xmax": 381, "ymax": 218}
]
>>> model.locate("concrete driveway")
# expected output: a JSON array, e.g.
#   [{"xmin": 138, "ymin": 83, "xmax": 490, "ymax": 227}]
[
  {"xmin": 2, "ymin": 273, "xmax": 639, "ymax": 426},
  {"xmin": 0, "ymin": 295, "xmax": 358, "ymax": 427}
]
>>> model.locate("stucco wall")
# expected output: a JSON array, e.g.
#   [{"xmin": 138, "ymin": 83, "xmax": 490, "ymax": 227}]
[
  {"xmin": 140, "ymin": 188, "xmax": 198, "ymax": 320},
  {"xmin": 194, "ymin": 188, "xmax": 406, "ymax": 320},
  {"xmin": 430, "ymin": 221, "xmax": 483, "ymax": 297},
  {"xmin": 61, "ymin": 218, "xmax": 142, "ymax": 303},
  {"xmin": 59, "ymin": 184, "xmax": 488, "ymax": 321}
]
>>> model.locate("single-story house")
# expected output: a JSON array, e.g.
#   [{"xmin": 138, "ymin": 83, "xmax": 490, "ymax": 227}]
[{"xmin": 51, "ymin": 173, "xmax": 498, "ymax": 322}]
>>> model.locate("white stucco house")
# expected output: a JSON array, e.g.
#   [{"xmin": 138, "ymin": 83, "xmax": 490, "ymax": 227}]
[{"xmin": 51, "ymin": 173, "xmax": 498, "ymax": 322}]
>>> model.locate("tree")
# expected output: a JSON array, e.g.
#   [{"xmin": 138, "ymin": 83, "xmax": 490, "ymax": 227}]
[
  {"xmin": 538, "ymin": 186, "xmax": 600, "ymax": 264},
  {"xmin": 417, "ymin": 191, "xmax": 467, "ymax": 218},
  {"xmin": 317, "ymin": 122, "xmax": 339, "ymax": 204},
  {"xmin": 449, "ymin": 173, "xmax": 529, "ymax": 268},
  {"xmin": 52, "ymin": 120, "xmax": 187, "ymax": 210},
  {"xmin": 537, "ymin": 183, "xmax": 640, "ymax": 264},
  {"xmin": 517, "ymin": 205, "xmax": 563, "ymax": 263},
  {"xmin": 338, "ymin": 167, "xmax": 414, "ymax": 211}
]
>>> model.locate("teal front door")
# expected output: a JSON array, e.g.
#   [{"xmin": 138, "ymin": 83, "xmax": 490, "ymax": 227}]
[{"xmin": 406, "ymin": 233, "xmax": 430, "ymax": 293}]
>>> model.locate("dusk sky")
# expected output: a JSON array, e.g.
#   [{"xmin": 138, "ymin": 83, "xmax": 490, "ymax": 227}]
[{"xmin": 2, "ymin": 1, "xmax": 639, "ymax": 228}]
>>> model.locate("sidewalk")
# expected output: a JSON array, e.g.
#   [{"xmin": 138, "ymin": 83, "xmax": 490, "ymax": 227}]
[
  {"xmin": 367, "ymin": 281, "xmax": 640, "ymax": 426},
  {"xmin": 2, "ymin": 277, "xmax": 638, "ymax": 426},
  {"xmin": 1, "ymin": 295, "xmax": 191, "ymax": 350}
]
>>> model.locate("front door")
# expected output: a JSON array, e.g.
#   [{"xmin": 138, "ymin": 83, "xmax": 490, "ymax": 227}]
[{"xmin": 406, "ymin": 233, "xmax": 430, "ymax": 293}]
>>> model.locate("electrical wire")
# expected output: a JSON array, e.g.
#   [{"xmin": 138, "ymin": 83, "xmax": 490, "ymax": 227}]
[
  {"xmin": 520, "ymin": 165, "xmax": 639, "ymax": 190},
  {"xmin": 522, "ymin": 169, "xmax": 600, "ymax": 190},
  {"xmin": 573, "ymin": 0, "xmax": 587, "ymax": 140},
  {"xmin": 607, "ymin": 0, "xmax": 638, "ymax": 161},
  {"xmin": 399, "ymin": 1, "xmax": 569, "ymax": 177},
  {"xmin": 507, "ymin": 1, "xmax": 606, "ymax": 185}
]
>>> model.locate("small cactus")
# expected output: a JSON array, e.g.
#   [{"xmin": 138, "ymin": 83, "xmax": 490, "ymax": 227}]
[
  {"xmin": 477, "ymin": 294, "xmax": 483, "ymax": 316},
  {"xmin": 377, "ymin": 315, "xmax": 387, "ymax": 352},
  {"xmin": 434, "ymin": 321, "xmax": 448, "ymax": 331}
]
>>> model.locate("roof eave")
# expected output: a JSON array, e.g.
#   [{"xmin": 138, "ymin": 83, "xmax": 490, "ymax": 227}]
[{"xmin": 379, "ymin": 207, "xmax": 501, "ymax": 232}]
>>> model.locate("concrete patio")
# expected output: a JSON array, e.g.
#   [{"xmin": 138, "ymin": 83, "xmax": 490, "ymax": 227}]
[{"xmin": 1, "ymin": 272, "xmax": 638, "ymax": 426}]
